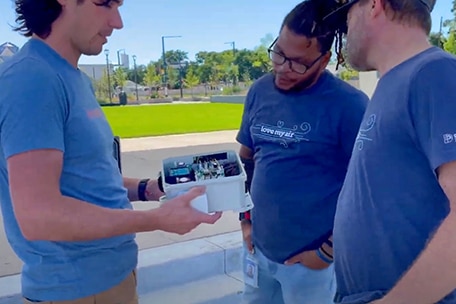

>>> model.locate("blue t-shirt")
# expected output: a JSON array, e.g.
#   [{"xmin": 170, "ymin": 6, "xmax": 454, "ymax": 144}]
[
  {"xmin": 236, "ymin": 72, "xmax": 368, "ymax": 263},
  {"xmin": 334, "ymin": 47, "xmax": 456, "ymax": 303},
  {"xmin": 0, "ymin": 39, "xmax": 137, "ymax": 301}
]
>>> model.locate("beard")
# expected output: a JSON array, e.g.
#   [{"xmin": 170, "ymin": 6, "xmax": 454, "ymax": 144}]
[
  {"xmin": 346, "ymin": 24, "xmax": 375, "ymax": 71},
  {"xmin": 273, "ymin": 67, "xmax": 322, "ymax": 93},
  {"xmin": 347, "ymin": 41, "xmax": 370, "ymax": 71}
]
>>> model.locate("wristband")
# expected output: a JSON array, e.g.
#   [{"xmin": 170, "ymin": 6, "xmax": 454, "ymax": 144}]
[
  {"xmin": 316, "ymin": 248, "xmax": 333, "ymax": 264},
  {"xmin": 138, "ymin": 178, "xmax": 150, "ymax": 201},
  {"xmin": 239, "ymin": 211, "xmax": 251, "ymax": 221},
  {"xmin": 320, "ymin": 245, "xmax": 333, "ymax": 259},
  {"xmin": 157, "ymin": 173, "xmax": 164, "ymax": 193}
]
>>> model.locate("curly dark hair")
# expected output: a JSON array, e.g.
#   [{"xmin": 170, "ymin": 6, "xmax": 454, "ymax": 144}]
[
  {"xmin": 13, "ymin": 0, "xmax": 85, "ymax": 39},
  {"xmin": 281, "ymin": 0, "xmax": 346, "ymax": 68}
]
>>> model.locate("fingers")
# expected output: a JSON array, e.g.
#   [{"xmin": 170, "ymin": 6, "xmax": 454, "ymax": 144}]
[
  {"xmin": 243, "ymin": 235, "xmax": 254, "ymax": 253},
  {"xmin": 284, "ymin": 255, "xmax": 299, "ymax": 265},
  {"xmin": 247, "ymin": 241, "xmax": 255, "ymax": 253},
  {"xmin": 198, "ymin": 211, "xmax": 222, "ymax": 224}
]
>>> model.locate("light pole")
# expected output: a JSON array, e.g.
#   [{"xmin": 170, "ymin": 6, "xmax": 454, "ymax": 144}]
[
  {"xmin": 178, "ymin": 62, "xmax": 185, "ymax": 99},
  {"xmin": 116, "ymin": 49, "xmax": 125, "ymax": 67},
  {"xmin": 439, "ymin": 16, "xmax": 444, "ymax": 48},
  {"xmin": 224, "ymin": 41, "xmax": 236, "ymax": 56},
  {"xmin": 132, "ymin": 55, "xmax": 139, "ymax": 101},
  {"xmin": 161, "ymin": 35, "xmax": 182, "ymax": 95},
  {"xmin": 104, "ymin": 49, "xmax": 112, "ymax": 104},
  {"xmin": 224, "ymin": 41, "xmax": 237, "ymax": 86}
]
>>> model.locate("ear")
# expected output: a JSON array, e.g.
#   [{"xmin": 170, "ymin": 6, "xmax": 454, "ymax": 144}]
[
  {"xmin": 320, "ymin": 51, "xmax": 332, "ymax": 69},
  {"xmin": 56, "ymin": 0, "xmax": 68, "ymax": 6},
  {"xmin": 369, "ymin": 0, "xmax": 385, "ymax": 19}
]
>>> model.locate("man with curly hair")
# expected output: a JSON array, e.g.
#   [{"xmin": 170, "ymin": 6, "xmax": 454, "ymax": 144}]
[{"xmin": 0, "ymin": 1, "xmax": 221, "ymax": 303}]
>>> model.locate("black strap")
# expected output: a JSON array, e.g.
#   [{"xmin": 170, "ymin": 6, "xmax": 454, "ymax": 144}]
[
  {"xmin": 138, "ymin": 178, "xmax": 150, "ymax": 201},
  {"xmin": 157, "ymin": 174, "xmax": 164, "ymax": 193},
  {"xmin": 239, "ymin": 156, "xmax": 254, "ymax": 221}
]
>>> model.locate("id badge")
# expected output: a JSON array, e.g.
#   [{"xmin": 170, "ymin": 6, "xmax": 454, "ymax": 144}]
[{"xmin": 244, "ymin": 254, "xmax": 259, "ymax": 288}]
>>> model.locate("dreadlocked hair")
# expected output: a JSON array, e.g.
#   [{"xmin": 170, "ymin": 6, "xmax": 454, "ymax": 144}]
[
  {"xmin": 334, "ymin": 28, "xmax": 345, "ymax": 69},
  {"xmin": 282, "ymin": 0, "xmax": 347, "ymax": 70}
]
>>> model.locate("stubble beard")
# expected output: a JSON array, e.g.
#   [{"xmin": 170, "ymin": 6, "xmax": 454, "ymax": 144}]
[{"xmin": 346, "ymin": 34, "xmax": 367, "ymax": 72}]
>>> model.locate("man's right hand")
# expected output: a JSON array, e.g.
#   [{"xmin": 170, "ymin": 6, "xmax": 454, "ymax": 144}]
[
  {"xmin": 154, "ymin": 187, "xmax": 222, "ymax": 235},
  {"xmin": 241, "ymin": 219, "xmax": 254, "ymax": 253}
]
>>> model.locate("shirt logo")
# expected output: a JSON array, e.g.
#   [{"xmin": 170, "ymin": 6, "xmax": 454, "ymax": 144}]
[
  {"xmin": 253, "ymin": 120, "xmax": 311, "ymax": 148},
  {"xmin": 355, "ymin": 114, "xmax": 376, "ymax": 151},
  {"xmin": 86, "ymin": 108, "xmax": 103, "ymax": 119},
  {"xmin": 443, "ymin": 134, "xmax": 456, "ymax": 144}
]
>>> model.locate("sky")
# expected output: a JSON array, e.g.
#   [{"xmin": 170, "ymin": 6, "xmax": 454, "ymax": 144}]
[{"xmin": 0, "ymin": 0, "xmax": 453, "ymax": 67}]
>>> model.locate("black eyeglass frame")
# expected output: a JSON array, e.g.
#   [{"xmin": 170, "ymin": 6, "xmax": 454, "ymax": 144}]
[{"xmin": 267, "ymin": 37, "xmax": 326, "ymax": 75}]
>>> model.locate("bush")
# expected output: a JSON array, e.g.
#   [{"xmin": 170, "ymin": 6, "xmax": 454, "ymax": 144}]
[{"xmin": 222, "ymin": 86, "xmax": 242, "ymax": 95}]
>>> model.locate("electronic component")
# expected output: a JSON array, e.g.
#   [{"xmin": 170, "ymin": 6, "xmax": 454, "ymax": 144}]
[{"xmin": 160, "ymin": 150, "xmax": 252, "ymax": 213}]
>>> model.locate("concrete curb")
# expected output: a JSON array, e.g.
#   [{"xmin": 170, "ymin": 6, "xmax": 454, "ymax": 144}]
[{"xmin": 0, "ymin": 231, "xmax": 243, "ymax": 304}]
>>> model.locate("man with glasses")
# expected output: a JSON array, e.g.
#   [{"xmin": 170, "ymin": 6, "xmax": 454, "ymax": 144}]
[{"xmin": 236, "ymin": 0, "xmax": 368, "ymax": 303}]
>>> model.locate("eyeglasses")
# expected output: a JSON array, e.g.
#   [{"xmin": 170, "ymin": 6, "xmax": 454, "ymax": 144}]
[{"xmin": 267, "ymin": 38, "xmax": 325, "ymax": 74}]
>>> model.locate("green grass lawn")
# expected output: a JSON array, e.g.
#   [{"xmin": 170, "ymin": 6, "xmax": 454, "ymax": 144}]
[{"xmin": 102, "ymin": 103, "xmax": 244, "ymax": 138}]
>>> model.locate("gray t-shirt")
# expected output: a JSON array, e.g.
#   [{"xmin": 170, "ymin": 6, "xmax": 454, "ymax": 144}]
[
  {"xmin": 237, "ymin": 72, "xmax": 367, "ymax": 263},
  {"xmin": 334, "ymin": 47, "xmax": 456, "ymax": 303}
]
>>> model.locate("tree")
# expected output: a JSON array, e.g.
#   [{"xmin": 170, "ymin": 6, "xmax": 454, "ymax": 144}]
[
  {"xmin": 94, "ymin": 70, "xmax": 111, "ymax": 101},
  {"xmin": 143, "ymin": 62, "xmax": 161, "ymax": 90},
  {"xmin": 165, "ymin": 49, "xmax": 188, "ymax": 64},
  {"xmin": 444, "ymin": 31, "xmax": 456, "ymax": 55},
  {"xmin": 194, "ymin": 51, "xmax": 224, "ymax": 86},
  {"xmin": 226, "ymin": 64, "xmax": 239, "ymax": 85},
  {"xmin": 167, "ymin": 67, "xmax": 180, "ymax": 89},
  {"xmin": 443, "ymin": 0, "xmax": 456, "ymax": 54},
  {"xmin": 250, "ymin": 46, "xmax": 271, "ymax": 79},
  {"xmin": 184, "ymin": 66, "xmax": 200, "ymax": 97},
  {"xmin": 126, "ymin": 64, "xmax": 146, "ymax": 85},
  {"xmin": 113, "ymin": 67, "xmax": 127, "ymax": 89},
  {"xmin": 449, "ymin": 0, "xmax": 456, "ymax": 30},
  {"xmin": 242, "ymin": 71, "xmax": 253, "ymax": 86},
  {"xmin": 339, "ymin": 68, "xmax": 359, "ymax": 81},
  {"xmin": 429, "ymin": 32, "xmax": 446, "ymax": 48}
]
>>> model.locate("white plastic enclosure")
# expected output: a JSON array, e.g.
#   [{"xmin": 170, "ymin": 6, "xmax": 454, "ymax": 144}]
[{"xmin": 160, "ymin": 150, "xmax": 251, "ymax": 213}]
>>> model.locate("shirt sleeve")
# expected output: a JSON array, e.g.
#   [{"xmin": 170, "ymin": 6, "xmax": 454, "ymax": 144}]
[
  {"xmin": 236, "ymin": 85, "xmax": 256, "ymax": 150},
  {"xmin": 410, "ymin": 56, "xmax": 456, "ymax": 170},
  {"xmin": 0, "ymin": 58, "xmax": 68, "ymax": 159}
]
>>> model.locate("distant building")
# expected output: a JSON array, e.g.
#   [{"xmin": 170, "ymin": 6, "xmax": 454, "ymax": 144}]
[
  {"xmin": 0, "ymin": 42, "xmax": 19, "ymax": 63},
  {"xmin": 358, "ymin": 71, "xmax": 379, "ymax": 98},
  {"xmin": 78, "ymin": 64, "xmax": 114, "ymax": 81}
]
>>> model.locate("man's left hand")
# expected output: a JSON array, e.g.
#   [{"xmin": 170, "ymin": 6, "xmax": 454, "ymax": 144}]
[{"xmin": 284, "ymin": 250, "xmax": 331, "ymax": 270}]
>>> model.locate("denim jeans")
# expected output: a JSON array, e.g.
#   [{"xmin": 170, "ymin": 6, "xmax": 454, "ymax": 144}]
[{"xmin": 241, "ymin": 245, "xmax": 336, "ymax": 304}]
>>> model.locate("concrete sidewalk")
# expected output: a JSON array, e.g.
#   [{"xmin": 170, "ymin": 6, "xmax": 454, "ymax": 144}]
[
  {"xmin": 0, "ymin": 232, "xmax": 244, "ymax": 304},
  {"xmin": 0, "ymin": 130, "xmax": 246, "ymax": 303}
]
